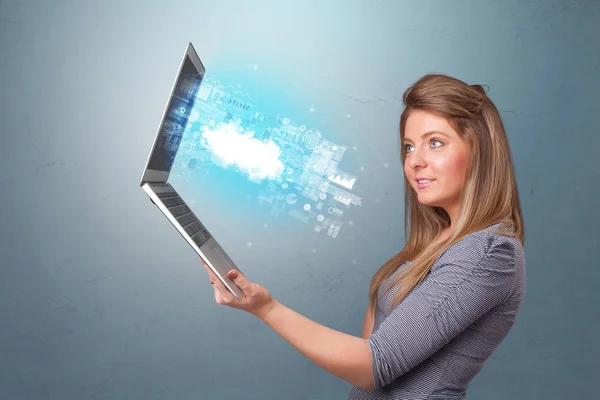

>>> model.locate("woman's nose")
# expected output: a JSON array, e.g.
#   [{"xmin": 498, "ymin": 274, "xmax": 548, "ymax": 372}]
[{"xmin": 408, "ymin": 151, "xmax": 427, "ymax": 169}]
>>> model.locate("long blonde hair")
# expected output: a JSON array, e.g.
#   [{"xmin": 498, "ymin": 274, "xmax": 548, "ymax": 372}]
[{"xmin": 368, "ymin": 74, "xmax": 524, "ymax": 313}]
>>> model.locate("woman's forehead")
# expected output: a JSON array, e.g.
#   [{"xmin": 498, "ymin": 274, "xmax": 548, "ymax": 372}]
[{"xmin": 404, "ymin": 110, "xmax": 458, "ymax": 139}]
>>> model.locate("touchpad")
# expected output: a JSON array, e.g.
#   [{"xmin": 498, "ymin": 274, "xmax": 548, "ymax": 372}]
[{"xmin": 213, "ymin": 246, "xmax": 235, "ymax": 271}]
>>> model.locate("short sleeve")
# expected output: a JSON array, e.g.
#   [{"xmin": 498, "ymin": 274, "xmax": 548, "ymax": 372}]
[{"xmin": 367, "ymin": 235, "xmax": 516, "ymax": 390}]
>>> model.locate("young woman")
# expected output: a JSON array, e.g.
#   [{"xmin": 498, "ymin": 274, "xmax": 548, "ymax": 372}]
[{"xmin": 202, "ymin": 74, "xmax": 526, "ymax": 399}]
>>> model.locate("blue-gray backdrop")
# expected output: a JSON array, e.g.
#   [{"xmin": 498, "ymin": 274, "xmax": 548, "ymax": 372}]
[{"xmin": 1, "ymin": 1, "xmax": 598, "ymax": 399}]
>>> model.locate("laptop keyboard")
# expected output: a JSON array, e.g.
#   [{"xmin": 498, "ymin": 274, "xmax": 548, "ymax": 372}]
[{"xmin": 153, "ymin": 184, "xmax": 212, "ymax": 247}]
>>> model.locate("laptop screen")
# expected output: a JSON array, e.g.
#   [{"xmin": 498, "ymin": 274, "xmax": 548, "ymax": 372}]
[{"xmin": 147, "ymin": 56, "xmax": 203, "ymax": 173}]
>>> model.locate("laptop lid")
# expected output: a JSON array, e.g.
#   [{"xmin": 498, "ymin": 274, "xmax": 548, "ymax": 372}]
[{"xmin": 140, "ymin": 43, "xmax": 205, "ymax": 185}]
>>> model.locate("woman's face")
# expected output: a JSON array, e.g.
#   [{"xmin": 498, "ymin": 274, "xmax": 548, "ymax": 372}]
[{"xmin": 403, "ymin": 109, "xmax": 470, "ymax": 223}]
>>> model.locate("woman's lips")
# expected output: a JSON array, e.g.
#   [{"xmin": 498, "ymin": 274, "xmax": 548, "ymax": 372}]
[{"xmin": 416, "ymin": 179, "xmax": 434, "ymax": 189}]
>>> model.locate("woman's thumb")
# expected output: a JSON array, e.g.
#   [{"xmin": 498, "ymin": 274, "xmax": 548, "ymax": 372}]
[{"xmin": 228, "ymin": 270, "xmax": 247, "ymax": 288}]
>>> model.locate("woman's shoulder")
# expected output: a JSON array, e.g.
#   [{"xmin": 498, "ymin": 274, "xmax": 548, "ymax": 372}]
[
  {"xmin": 435, "ymin": 222, "xmax": 524, "ymax": 271},
  {"xmin": 461, "ymin": 222, "xmax": 523, "ymax": 251}
]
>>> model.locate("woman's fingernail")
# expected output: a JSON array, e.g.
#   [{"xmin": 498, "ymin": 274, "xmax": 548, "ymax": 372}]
[{"xmin": 229, "ymin": 271, "xmax": 237, "ymax": 279}]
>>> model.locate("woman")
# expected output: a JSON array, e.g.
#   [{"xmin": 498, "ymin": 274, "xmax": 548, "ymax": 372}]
[{"xmin": 202, "ymin": 73, "xmax": 526, "ymax": 399}]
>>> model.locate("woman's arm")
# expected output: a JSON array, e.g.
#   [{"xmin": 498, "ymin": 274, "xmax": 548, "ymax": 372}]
[{"xmin": 258, "ymin": 299, "xmax": 375, "ymax": 391}]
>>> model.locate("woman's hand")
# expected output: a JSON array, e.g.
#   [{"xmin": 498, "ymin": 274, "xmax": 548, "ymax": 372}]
[{"xmin": 201, "ymin": 261, "xmax": 275, "ymax": 319}]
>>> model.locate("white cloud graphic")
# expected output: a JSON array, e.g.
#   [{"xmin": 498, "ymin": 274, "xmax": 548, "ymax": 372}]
[{"xmin": 200, "ymin": 122, "xmax": 284, "ymax": 182}]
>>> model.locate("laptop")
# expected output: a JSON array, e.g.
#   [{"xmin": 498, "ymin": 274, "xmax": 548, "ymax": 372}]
[{"xmin": 139, "ymin": 42, "xmax": 244, "ymax": 301}]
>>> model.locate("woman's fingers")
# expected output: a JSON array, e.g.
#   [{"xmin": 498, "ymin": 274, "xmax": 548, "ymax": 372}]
[
  {"xmin": 200, "ymin": 259, "xmax": 245, "ymax": 307},
  {"xmin": 212, "ymin": 276, "xmax": 236, "ymax": 305}
]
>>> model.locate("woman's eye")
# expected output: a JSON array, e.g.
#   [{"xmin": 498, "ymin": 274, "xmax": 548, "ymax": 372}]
[
  {"xmin": 405, "ymin": 144, "xmax": 414, "ymax": 153},
  {"xmin": 431, "ymin": 139, "xmax": 443, "ymax": 148}
]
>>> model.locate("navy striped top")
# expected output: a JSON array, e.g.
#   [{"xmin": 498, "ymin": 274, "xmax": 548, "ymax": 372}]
[{"xmin": 348, "ymin": 223, "xmax": 526, "ymax": 399}]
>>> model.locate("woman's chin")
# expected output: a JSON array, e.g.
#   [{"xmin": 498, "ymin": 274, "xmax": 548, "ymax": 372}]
[{"xmin": 416, "ymin": 194, "xmax": 443, "ymax": 208}]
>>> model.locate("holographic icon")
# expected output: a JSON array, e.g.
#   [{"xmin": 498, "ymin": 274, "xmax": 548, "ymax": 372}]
[
  {"xmin": 326, "ymin": 221, "xmax": 342, "ymax": 238},
  {"xmin": 302, "ymin": 129, "xmax": 322, "ymax": 150},
  {"xmin": 327, "ymin": 171, "xmax": 357, "ymax": 190},
  {"xmin": 328, "ymin": 207, "xmax": 343, "ymax": 216},
  {"xmin": 286, "ymin": 193, "xmax": 298, "ymax": 205}
]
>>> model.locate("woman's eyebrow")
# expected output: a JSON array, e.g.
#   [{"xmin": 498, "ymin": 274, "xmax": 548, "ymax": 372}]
[{"xmin": 403, "ymin": 130, "xmax": 450, "ymax": 143}]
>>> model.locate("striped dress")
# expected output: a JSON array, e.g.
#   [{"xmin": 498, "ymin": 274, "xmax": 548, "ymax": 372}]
[{"xmin": 348, "ymin": 223, "xmax": 526, "ymax": 399}]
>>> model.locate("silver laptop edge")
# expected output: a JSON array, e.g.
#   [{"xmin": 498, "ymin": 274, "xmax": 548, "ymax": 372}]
[{"xmin": 140, "ymin": 42, "xmax": 244, "ymax": 301}]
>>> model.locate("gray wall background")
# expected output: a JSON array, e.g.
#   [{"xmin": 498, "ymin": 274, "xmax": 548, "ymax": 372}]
[{"xmin": 1, "ymin": 0, "xmax": 599, "ymax": 399}]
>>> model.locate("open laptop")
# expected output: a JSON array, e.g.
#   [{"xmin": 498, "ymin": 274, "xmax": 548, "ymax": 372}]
[{"xmin": 139, "ymin": 42, "xmax": 244, "ymax": 301}]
